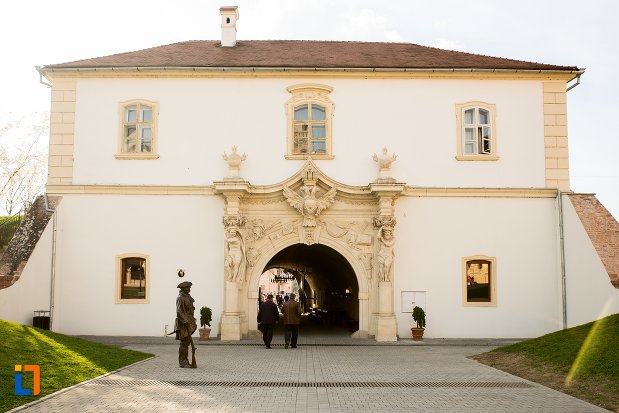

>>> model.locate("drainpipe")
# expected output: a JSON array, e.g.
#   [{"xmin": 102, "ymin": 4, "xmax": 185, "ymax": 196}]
[
  {"xmin": 557, "ymin": 191, "xmax": 567, "ymax": 329},
  {"xmin": 44, "ymin": 194, "xmax": 57, "ymax": 330}
]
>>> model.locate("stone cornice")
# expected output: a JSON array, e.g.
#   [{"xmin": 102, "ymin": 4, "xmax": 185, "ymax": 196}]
[{"xmin": 46, "ymin": 184, "xmax": 559, "ymax": 198}]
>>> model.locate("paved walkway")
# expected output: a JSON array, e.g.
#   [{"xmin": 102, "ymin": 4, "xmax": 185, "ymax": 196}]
[{"xmin": 11, "ymin": 326, "xmax": 608, "ymax": 413}]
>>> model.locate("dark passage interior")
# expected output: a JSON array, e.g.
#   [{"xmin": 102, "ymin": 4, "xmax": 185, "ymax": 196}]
[{"xmin": 259, "ymin": 243, "xmax": 359, "ymax": 334}]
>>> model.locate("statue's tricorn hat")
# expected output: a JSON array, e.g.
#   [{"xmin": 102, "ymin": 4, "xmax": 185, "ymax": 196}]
[{"xmin": 177, "ymin": 281, "xmax": 192, "ymax": 289}]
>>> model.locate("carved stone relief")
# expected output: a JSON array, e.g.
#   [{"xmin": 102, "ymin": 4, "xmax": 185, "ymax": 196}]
[
  {"xmin": 223, "ymin": 215, "xmax": 247, "ymax": 283},
  {"xmin": 373, "ymin": 216, "xmax": 396, "ymax": 282}
]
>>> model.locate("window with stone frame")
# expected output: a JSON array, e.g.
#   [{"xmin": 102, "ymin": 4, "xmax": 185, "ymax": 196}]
[
  {"xmin": 116, "ymin": 254, "xmax": 149, "ymax": 303},
  {"xmin": 116, "ymin": 100, "xmax": 159, "ymax": 159},
  {"xmin": 455, "ymin": 102, "xmax": 498, "ymax": 161},
  {"xmin": 462, "ymin": 256, "xmax": 496, "ymax": 306},
  {"xmin": 286, "ymin": 84, "xmax": 335, "ymax": 159}
]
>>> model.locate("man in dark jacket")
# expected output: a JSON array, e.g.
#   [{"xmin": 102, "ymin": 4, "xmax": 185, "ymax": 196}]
[
  {"xmin": 257, "ymin": 294, "xmax": 279, "ymax": 348},
  {"xmin": 281, "ymin": 292, "xmax": 302, "ymax": 349}
]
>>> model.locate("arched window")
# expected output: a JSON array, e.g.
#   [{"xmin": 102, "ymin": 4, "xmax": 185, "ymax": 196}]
[
  {"xmin": 116, "ymin": 100, "xmax": 159, "ymax": 159},
  {"xmin": 293, "ymin": 103, "xmax": 327, "ymax": 154},
  {"xmin": 462, "ymin": 256, "xmax": 496, "ymax": 306},
  {"xmin": 286, "ymin": 84, "xmax": 335, "ymax": 159},
  {"xmin": 455, "ymin": 102, "xmax": 498, "ymax": 161},
  {"xmin": 116, "ymin": 254, "xmax": 149, "ymax": 303}
]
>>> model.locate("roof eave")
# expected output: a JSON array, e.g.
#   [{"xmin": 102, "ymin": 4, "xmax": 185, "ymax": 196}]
[{"xmin": 39, "ymin": 66, "xmax": 584, "ymax": 75}]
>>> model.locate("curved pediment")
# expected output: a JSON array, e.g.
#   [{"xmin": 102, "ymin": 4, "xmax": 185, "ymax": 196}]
[{"xmin": 261, "ymin": 157, "xmax": 374, "ymax": 196}]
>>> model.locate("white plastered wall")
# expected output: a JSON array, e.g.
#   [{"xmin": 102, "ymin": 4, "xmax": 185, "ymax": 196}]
[
  {"xmin": 393, "ymin": 196, "xmax": 562, "ymax": 338},
  {"xmin": 0, "ymin": 220, "xmax": 53, "ymax": 326},
  {"xmin": 49, "ymin": 194, "xmax": 225, "ymax": 336},
  {"xmin": 72, "ymin": 77, "xmax": 545, "ymax": 189},
  {"xmin": 562, "ymin": 195, "xmax": 619, "ymax": 326}
]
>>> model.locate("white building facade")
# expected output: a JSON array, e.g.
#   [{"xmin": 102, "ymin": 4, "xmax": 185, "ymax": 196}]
[{"xmin": 1, "ymin": 7, "xmax": 617, "ymax": 340}]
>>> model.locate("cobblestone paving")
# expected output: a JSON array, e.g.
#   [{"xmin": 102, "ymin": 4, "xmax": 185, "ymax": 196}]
[{"xmin": 13, "ymin": 340, "xmax": 608, "ymax": 413}]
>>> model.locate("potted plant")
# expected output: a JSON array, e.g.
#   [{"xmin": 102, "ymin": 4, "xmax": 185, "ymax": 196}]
[
  {"xmin": 199, "ymin": 306, "xmax": 212, "ymax": 342},
  {"xmin": 411, "ymin": 306, "xmax": 426, "ymax": 341}
]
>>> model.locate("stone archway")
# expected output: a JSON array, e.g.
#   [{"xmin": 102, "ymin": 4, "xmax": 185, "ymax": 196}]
[
  {"xmin": 214, "ymin": 158, "xmax": 404, "ymax": 341},
  {"xmin": 246, "ymin": 234, "xmax": 370, "ymax": 337}
]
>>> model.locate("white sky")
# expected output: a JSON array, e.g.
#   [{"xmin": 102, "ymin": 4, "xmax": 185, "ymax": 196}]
[{"xmin": 1, "ymin": 0, "xmax": 617, "ymax": 218}]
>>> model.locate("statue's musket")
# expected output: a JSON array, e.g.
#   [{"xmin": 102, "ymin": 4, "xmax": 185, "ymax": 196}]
[{"xmin": 186, "ymin": 324, "xmax": 197, "ymax": 369}]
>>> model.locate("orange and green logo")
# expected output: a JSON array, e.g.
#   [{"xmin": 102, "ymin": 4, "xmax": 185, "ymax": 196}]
[{"xmin": 14, "ymin": 365, "xmax": 40, "ymax": 396}]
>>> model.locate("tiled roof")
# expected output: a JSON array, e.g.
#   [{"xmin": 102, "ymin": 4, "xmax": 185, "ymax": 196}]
[{"xmin": 42, "ymin": 40, "xmax": 579, "ymax": 71}]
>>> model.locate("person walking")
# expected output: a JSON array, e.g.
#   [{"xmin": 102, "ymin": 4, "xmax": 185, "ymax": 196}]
[
  {"xmin": 281, "ymin": 292, "xmax": 302, "ymax": 349},
  {"xmin": 257, "ymin": 294, "xmax": 279, "ymax": 348}
]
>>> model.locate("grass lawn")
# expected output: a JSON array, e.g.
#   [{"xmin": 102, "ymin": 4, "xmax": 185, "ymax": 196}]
[
  {"xmin": 0, "ymin": 320, "xmax": 153, "ymax": 412},
  {"xmin": 471, "ymin": 313, "xmax": 619, "ymax": 411}
]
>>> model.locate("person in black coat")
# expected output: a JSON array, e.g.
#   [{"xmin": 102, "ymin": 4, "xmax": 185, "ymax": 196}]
[{"xmin": 257, "ymin": 294, "xmax": 279, "ymax": 348}]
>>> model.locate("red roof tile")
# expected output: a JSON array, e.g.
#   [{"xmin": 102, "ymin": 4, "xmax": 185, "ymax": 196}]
[{"xmin": 42, "ymin": 40, "xmax": 579, "ymax": 71}]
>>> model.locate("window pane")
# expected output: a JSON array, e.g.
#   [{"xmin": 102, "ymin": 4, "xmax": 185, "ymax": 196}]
[
  {"xmin": 121, "ymin": 257, "xmax": 146, "ymax": 299},
  {"xmin": 464, "ymin": 142, "xmax": 475, "ymax": 154},
  {"xmin": 126, "ymin": 106, "xmax": 137, "ymax": 123},
  {"xmin": 294, "ymin": 105, "xmax": 308, "ymax": 121},
  {"xmin": 464, "ymin": 128, "xmax": 475, "ymax": 142},
  {"xmin": 312, "ymin": 124, "xmax": 326, "ymax": 139},
  {"xmin": 124, "ymin": 127, "xmax": 137, "ymax": 152},
  {"xmin": 464, "ymin": 109, "xmax": 474, "ymax": 124},
  {"xmin": 479, "ymin": 109, "xmax": 489, "ymax": 124},
  {"xmin": 293, "ymin": 123, "xmax": 308, "ymax": 153},
  {"xmin": 141, "ymin": 107, "xmax": 152, "ymax": 123},
  {"xmin": 481, "ymin": 127, "xmax": 491, "ymax": 154},
  {"xmin": 141, "ymin": 127, "xmax": 152, "ymax": 152},
  {"xmin": 466, "ymin": 260, "xmax": 490, "ymax": 302},
  {"xmin": 312, "ymin": 140, "xmax": 326, "ymax": 153},
  {"xmin": 311, "ymin": 105, "xmax": 326, "ymax": 120}
]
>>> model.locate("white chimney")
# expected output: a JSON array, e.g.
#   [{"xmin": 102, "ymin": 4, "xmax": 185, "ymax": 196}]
[{"xmin": 220, "ymin": 6, "xmax": 239, "ymax": 47}]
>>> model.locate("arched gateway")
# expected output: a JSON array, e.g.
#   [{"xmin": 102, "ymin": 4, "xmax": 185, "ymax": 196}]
[{"xmin": 214, "ymin": 157, "xmax": 404, "ymax": 342}]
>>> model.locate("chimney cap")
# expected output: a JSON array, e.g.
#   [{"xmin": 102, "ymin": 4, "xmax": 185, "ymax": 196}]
[{"xmin": 220, "ymin": 6, "xmax": 239, "ymax": 17}]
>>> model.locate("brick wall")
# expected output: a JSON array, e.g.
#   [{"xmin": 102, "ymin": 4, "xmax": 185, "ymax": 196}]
[
  {"xmin": 568, "ymin": 194, "xmax": 619, "ymax": 288},
  {"xmin": 0, "ymin": 196, "xmax": 61, "ymax": 289}
]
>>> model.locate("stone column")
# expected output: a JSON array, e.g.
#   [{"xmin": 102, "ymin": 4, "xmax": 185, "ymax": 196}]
[
  {"xmin": 213, "ymin": 182, "xmax": 250, "ymax": 341},
  {"xmin": 375, "ymin": 281, "xmax": 397, "ymax": 341},
  {"xmin": 370, "ymin": 183, "xmax": 404, "ymax": 342},
  {"xmin": 220, "ymin": 281, "xmax": 241, "ymax": 340}
]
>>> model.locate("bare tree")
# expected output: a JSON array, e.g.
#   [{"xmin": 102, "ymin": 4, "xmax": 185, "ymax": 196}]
[{"xmin": 0, "ymin": 114, "xmax": 48, "ymax": 216}]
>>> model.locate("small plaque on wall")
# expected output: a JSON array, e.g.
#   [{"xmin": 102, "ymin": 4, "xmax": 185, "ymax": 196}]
[{"xmin": 401, "ymin": 291, "xmax": 426, "ymax": 313}]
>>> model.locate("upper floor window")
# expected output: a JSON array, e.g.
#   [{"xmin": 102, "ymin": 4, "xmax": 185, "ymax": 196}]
[
  {"xmin": 116, "ymin": 100, "xmax": 159, "ymax": 160},
  {"xmin": 286, "ymin": 84, "xmax": 334, "ymax": 159},
  {"xmin": 455, "ymin": 102, "xmax": 498, "ymax": 161},
  {"xmin": 116, "ymin": 254, "xmax": 150, "ymax": 303},
  {"xmin": 462, "ymin": 256, "xmax": 497, "ymax": 307}
]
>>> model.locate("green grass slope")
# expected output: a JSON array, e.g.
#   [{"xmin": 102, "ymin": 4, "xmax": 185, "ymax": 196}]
[
  {"xmin": 472, "ymin": 313, "xmax": 619, "ymax": 411},
  {"xmin": 0, "ymin": 320, "xmax": 153, "ymax": 412}
]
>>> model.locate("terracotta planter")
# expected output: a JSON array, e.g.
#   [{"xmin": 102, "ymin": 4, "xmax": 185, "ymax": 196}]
[
  {"xmin": 411, "ymin": 327, "xmax": 425, "ymax": 341},
  {"xmin": 199, "ymin": 327, "xmax": 211, "ymax": 341}
]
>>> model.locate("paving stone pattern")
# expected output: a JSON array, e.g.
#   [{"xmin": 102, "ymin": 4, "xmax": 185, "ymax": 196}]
[{"xmin": 13, "ymin": 340, "xmax": 608, "ymax": 413}]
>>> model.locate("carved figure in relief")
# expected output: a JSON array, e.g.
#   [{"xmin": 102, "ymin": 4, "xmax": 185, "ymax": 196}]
[
  {"xmin": 224, "ymin": 226, "xmax": 246, "ymax": 283},
  {"xmin": 376, "ymin": 225, "xmax": 395, "ymax": 282},
  {"xmin": 283, "ymin": 184, "xmax": 336, "ymax": 227}
]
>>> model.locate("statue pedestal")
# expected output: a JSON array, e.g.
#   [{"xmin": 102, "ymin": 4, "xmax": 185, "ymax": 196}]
[
  {"xmin": 220, "ymin": 313, "xmax": 241, "ymax": 341},
  {"xmin": 375, "ymin": 281, "xmax": 397, "ymax": 342}
]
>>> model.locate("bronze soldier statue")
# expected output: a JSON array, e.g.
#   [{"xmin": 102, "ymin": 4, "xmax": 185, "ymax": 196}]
[{"xmin": 175, "ymin": 281, "xmax": 197, "ymax": 368}]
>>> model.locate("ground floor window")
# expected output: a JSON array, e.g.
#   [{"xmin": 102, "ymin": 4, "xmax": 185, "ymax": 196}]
[
  {"xmin": 462, "ymin": 256, "xmax": 496, "ymax": 306},
  {"xmin": 116, "ymin": 254, "xmax": 149, "ymax": 303}
]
